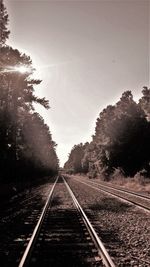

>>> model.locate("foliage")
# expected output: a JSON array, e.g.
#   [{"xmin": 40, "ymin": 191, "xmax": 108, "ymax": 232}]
[
  {"xmin": 0, "ymin": 46, "xmax": 59, "ymax": 180},
  {"xmin": 65, "ymin": 90, "xmax": 150, "ymax": 178},
  {"xmin": 20, "ymin": 112, "xmax": 59, "ymax": 174},
  {"xmin": 0, "ymin": 0, "xmax": 10, "ymax": 46},
  {"xmin": 64, "ymin": 143, "xmax": 89, "ymax": 174},
  {"xmin": 139, "ymin": 86, "xmax": 150, "ymax": 121},
  {"xmin": 0, "ymin": 1, "xmax": 59, "ymax": 181}
]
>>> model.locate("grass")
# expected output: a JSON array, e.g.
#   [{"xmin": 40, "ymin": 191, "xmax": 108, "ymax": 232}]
[
  {"xmin": 110, "ymin": 170, "xmax": 150, "ymax": 193},
  {"xmin": 67, "ymin": 171, "xmax": 150, "ymax": 194}
]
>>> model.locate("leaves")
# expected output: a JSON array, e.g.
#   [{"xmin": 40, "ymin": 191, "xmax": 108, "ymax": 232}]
[
  {"xmin": 0, "ymin": 0, "xmax": 10, "ymax": 45},
  {"xmin": 65, "ymin": 89, "xmax": 150, "ymax": 178},
  {"xmin": 0, "ymin": 48, "xmax": 58, "ymax": 179}
]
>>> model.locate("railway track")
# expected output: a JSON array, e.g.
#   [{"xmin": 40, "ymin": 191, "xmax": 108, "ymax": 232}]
[
  {"xmin": 17, "ymin": 176, "xmax": 115, "ymax": 267},
  {"xmin": 71, "ymin": 176, "xmax": 150, "ymax": 212},
  {"xmin": 97, "ymin": 182, "xmax": 150, "ymax": 200},
  {"xmin": 65, "ymin": 176, "xmax": 150, "ymax": 266}
]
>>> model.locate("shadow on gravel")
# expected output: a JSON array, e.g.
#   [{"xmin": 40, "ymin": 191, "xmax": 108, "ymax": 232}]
[
  {"xmin": 88, "ymin": 197, "xmax": 131, "ymax": 213},
  {"xmin": 0, "ymin": 176, "xmax": 57, "ymax": 211},
  {"xmin": 51, "ymin": 196, "xmax": 62, "ymax": 207},
  {"xmin": 96, "ymin": 226, "xmax": 123, "ymax": 245}
]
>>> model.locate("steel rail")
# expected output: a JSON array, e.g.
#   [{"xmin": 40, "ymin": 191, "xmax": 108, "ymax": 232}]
[
  {"xmin": 63, "ymin": 176, "xmax": 116, "ymax": 267},
  {"xmin": 82, "ymin": 179, "xmax": 150, "ymax": 200},
  {"xmin": 18, "ymin": 176, "xmax": 59, "ymax": 267},
  {"xmin": 71, "ymin": 177, "xmax": 150, "ymax": 212}
]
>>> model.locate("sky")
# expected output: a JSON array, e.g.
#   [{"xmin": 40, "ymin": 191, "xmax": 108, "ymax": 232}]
[{"xmin": 5, "ymin": 0, "xmax": 149, "ymax": 167}]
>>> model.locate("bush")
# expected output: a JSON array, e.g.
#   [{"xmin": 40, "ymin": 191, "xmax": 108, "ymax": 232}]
[{"xmin": 133, "ymin": 169, "xmax": 147, "ymax": 185}]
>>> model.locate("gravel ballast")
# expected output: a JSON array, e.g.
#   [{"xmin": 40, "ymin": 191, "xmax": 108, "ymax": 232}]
[{"xmin": 66, "ymin": 176, "xmax": 150, "ymax": 267}]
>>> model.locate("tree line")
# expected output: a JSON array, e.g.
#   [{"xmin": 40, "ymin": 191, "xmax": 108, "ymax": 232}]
[
  {"xmin": 64, "ymin": 89, "xmax": 150, "ymax": 179},
  {"xmin": 0, "ymin": 0, "xmax": 59, "ymax": 182}
]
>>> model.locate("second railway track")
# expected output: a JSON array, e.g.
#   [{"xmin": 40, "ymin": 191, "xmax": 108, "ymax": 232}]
[
  {"xmin": 18, "ymin": 176, "xmax": 115, "ymax": 267},
  {"xmin": 71, "ymin": 176, "xmax": 150, "ymax": 212}
]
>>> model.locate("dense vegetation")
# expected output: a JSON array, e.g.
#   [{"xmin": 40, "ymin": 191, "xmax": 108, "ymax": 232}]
[
  {"xmin": 64, "ymin": 89, "xmax": 150, "ymax": 179},
  {"xmin": 0, "ymin": 0, "xmax": 59, "ymax": 182}
]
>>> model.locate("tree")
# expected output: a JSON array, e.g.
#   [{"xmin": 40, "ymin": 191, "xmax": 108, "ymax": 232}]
[
  {"xmin": 0, "ymin": 46, "xmax": 59, "ymax": 179},
  {"xmin": 0, "ymin": 0, "xmax": 59, "ymax": 181},
  {"xmin": 139, "ymin": 86, "xmax": 150, "ymax": 120},
  {"xmin": 0, "ymin": 46, "xmax": 49, "ymax": 168},
  {"xmin": 66, "ymin": 89, "xmax": 150, "ymax": 178},
  {"xmin": 0, "ymin": 0, "xmax": 10, "ymax": 46},
  {"xmin": 64, "ymin": 143, "xmax": 85, "ymax": 173},
  {"xmin": 19, "ymin": 112, "xmax": 59, "ymax": 176},
  {"xmin": 92, "ymin": 91, "xmax": 150, "ymax": 176}
]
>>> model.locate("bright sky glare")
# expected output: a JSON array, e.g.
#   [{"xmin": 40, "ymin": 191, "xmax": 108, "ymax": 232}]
[
  {"xmin": 14, "ymin": 66, "xmax": 29, "ymax": 73},
  {"xmin": 5, "ymin": 0, "xmax": 149, "ymax": 167}
]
